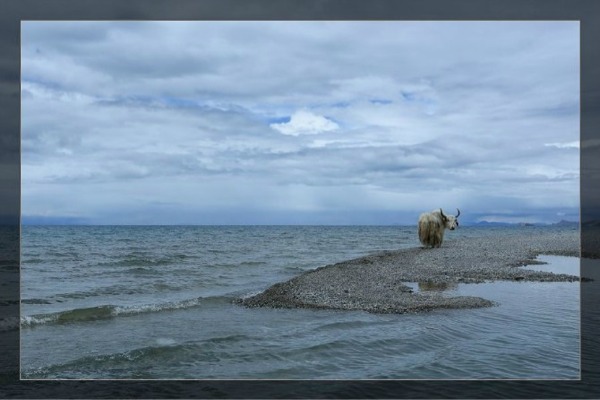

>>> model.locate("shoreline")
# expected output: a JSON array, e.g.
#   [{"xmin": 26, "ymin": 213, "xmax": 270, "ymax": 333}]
[{"xmin": 239, "ymin": 228, "xmax": 583, "ymax": 314}]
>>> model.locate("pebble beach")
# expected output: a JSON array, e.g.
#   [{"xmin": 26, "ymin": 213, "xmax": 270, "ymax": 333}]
[{"xmin": 241, "ymin": 228, "xmax": 582, "ymax": 314}]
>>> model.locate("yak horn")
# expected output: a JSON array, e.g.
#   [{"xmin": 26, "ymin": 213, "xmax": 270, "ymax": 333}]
[
  {"xmin": 456, "ymin": 208, "xmax": 461, "ymax": 218},
  {"xmin": 440, "ymin": 208, "xmax": 446, "ymax": 218}
]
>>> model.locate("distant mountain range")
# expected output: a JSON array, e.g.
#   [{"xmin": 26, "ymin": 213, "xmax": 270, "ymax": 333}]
[
  {"xmin": 554, "ymin": 219, "xmax": 580, "ymax": 226},
  {"xmin": 472, "ymin": 221, "xmax": 517, "ymax": 227},
  {"xmin": 473, "ymin": 219, "xmax": 579, "ymax": 227}
]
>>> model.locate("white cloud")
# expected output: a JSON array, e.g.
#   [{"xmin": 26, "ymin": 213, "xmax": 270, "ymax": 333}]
[
  {"xmin": 330, "ymin": 76, "xmax": 400, "ymax": 100},
  {"xmin": 544, "ymin": 141, "xmax": 579, "ymax": 149},
  {"xmin": 20, "ymin": 21, "xmax": 580, "ymax": 224},
  {"xmin": 270, "ymin": 109, "xmax": 339, "ymax": 136}
]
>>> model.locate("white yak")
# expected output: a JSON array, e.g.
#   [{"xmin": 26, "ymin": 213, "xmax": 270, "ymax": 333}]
[{"xmin": 418, "ymin": 208, "xmax": 460, "ymax": 248}]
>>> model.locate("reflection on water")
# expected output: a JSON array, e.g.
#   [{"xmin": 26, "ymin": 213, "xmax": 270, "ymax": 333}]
[
  {"xmin": 408, "ymin": 281, "xmax": 458, "ymax": 292},
  {"xmin": 418, "ymin": 281, "xmax": 458, "ymax": 292},
  {"xmin": 523, "ymin": 254, "xmax": 580, "ymax": 276},
  {"xmin": 407, "ymin": 255, "xmax": 580, "ymax": 293},
  {"xmin": 404, "ymin": 281, "xmax": 460, "ymax": 293}
]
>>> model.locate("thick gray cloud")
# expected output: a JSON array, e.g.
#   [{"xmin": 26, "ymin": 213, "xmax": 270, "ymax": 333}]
[{"xmin": 21, "ymin": 21, "xmax": 579, "ymax": 224}]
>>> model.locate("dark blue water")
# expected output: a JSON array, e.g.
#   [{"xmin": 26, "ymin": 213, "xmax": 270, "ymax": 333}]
[{"xmin": 20, "ymin": 225, "xmax": 581, "ymax": 379}]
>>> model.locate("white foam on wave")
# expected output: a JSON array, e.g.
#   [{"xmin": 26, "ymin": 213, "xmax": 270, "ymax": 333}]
[
  {"xmin": 21, "ymin": 296, "xmax": 219, "ymax": 329},
  {"xmin": 20, "ymin": 314, "xmax": 57, "ymax": 328},
  {"xmin": 240, "ymin": 289, "xmax": 266, "ymax": 300},
  {"xmin": 112, "ymin": 297, "xmax": 207, "ymax": 316},
  {"xmin": 156, "ymin": 337, "xmax": 177, "ymax": 346}
]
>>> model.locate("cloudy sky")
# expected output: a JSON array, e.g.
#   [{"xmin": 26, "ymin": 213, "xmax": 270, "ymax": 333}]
[{"xmin": 21, "ymin": 21, "xmax": 579, "ymax": 225}]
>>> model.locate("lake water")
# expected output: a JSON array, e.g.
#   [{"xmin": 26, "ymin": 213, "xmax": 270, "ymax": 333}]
[{"xmin": 20, "ymin": 225, "xmax": 581, "ymax": 379}]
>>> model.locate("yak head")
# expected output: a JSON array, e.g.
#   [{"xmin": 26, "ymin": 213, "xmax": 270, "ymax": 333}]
[{"xmin": 440, "ymin": 208, "xmax": 460, "ymax": 230}]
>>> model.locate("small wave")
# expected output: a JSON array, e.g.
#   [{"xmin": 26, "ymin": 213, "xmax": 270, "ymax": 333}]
[
  {"xmin": 97, "ymin": 257, "xmax": 175, "ymax": 267},
  {"xmin": 313, "ymin": 320, "xmax": 382, "ymax": 332},
  {"xmin": 126, "ymin": 266, "xmax": 158, "ymax": 275},
  {"xmin": 283, "ymin": 265, "xmax": 306, "ymax": 272},
  {"xmin": 23, "ymin": 332, "xmax": 255, "ymax": 377},
  {"xmin": 21, "ymin": 295, "xmax": 233, "ymax": 328},
  {"xmin": 22, "ymin": 335, "xmax": 251, "ymax": 379},
  {"xmin": 212, "ymin": 263, "xmax": 237, "ymax": 268},
  {"xmin": 207, "ymin": 249, "xmax": 227, "ymax": 254},
  {"xmin": 21, "ymin": 298, "xmax": 53, "ymax": 305},
  {"xmin": 55, "ymin": 286, "xmax": 148, "ymax": 300},
  {"xmin": 21, "ymin": 258, "xmax": 45, "ymax": 264},
  {"xmin": 240, "ymin": 261, "xmax": 267, "ymax": 266},
  {"xmin": 47, "ymin": 251, "xmax": 79, "ymax": 258},
  {"xmin": 203, "ymin": 334, "xmax": 251, "ymax": 345},
  {"xmin": 152, "ymin": 282, "xmax": 177, "ymax": 291},
  {"xmin": 22, "ymin": 305, "xmax": 117, "ymax": 327},
  {"xmin": 21, "ymin": 343, "xmax": 193, "ymax": 379}
]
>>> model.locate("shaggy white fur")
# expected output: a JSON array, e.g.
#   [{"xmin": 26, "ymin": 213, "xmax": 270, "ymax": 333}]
[{"xmin": 418, "ymin": 208, "xmax": 460, "ymax": 248}]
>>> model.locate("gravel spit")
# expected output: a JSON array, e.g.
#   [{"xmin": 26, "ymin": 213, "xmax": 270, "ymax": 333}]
[{"xmin": 240, "ymin": 229, "xmax": 583, "ymax": 314}]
